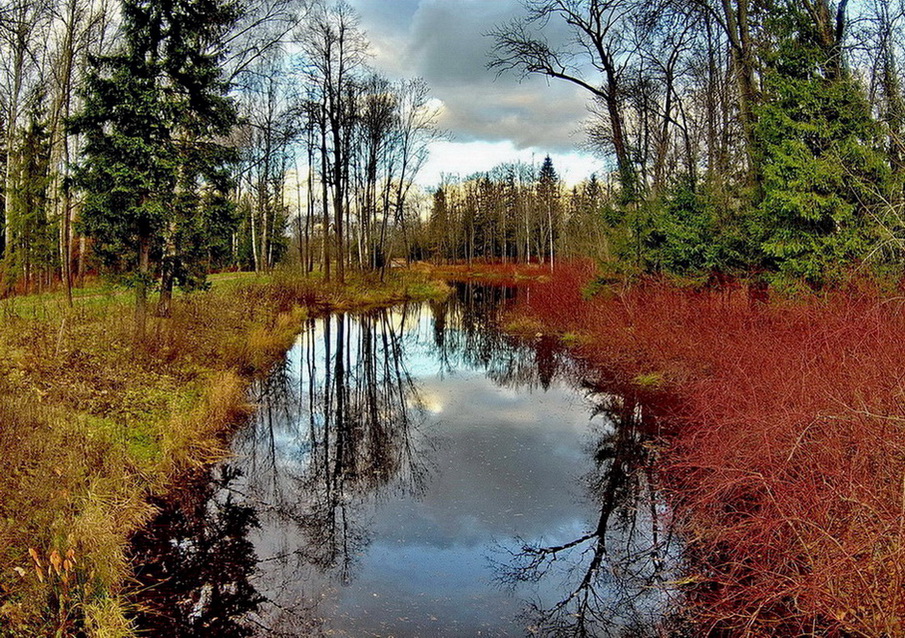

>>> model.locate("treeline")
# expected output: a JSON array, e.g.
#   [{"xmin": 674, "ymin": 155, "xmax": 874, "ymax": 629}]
[
  {"xmin": 415, "ymin": 157, "xmax": 609, "ymax": 267},
  {"xmin": 0, "ymin": 0, "xmax": 437, "ymax": 308},
  {"xmin": 234, "ymin": 2, "xmax": 439, "ymax": 285},
  {"xmin": 488, "ymin": 0, "xmax": 905, "ymax": 288}
]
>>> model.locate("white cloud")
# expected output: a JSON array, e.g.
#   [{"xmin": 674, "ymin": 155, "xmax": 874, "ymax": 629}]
[
  {"xmin": 416, "ymin": 139, "xmax": 602, "ymax": 187},
  {"xmin": 350, "ymin": 0, "xmax": 598, "ymax": 160}
]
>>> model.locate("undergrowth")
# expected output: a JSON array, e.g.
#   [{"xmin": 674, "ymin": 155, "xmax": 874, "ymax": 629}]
[
  {"xmin": 0, "ymin": 268, "xmax": 448, "ymax": 637},
  {"xmin": 516, "ymin": 261, "xmax": 905, "ymax": 637}
]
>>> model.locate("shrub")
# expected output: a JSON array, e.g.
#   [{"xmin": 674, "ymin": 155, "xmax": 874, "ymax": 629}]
[{"xmin": 518, "ymin": 267, "xmax": 905, "ymax": 635}]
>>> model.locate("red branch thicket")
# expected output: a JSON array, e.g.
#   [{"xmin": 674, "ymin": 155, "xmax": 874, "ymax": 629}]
[{"xmin": 520, "ymin": 261, "xmax": 905, "ymax": 637}]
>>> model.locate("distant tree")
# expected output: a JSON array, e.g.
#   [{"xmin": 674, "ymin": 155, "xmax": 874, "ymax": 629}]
[
  {"xmin": 537, "ymin": 155, "xmax": 560, "ymax": 270},
  {"xmin": 6, "ymin": 115, "xmax": 55, "ymax": 289},
  {"xmin": 1, "ymin": 0, "xmax": 53, "ymax": 261},
  {"xmin": 428, "ymin": 186, "xmax": 449, "ymax": 262}
]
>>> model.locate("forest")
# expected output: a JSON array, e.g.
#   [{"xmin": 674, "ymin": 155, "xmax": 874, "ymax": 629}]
[
  {"xmin": 5, "ymin": 0, "xmax": 905, "ymax": 636},
  {"xmin": 431, "ymin": 0, "xmax": 905, "ymax": 291},
  {"xmin": 6, "ymin": 0, "xmax": 905, "ymax": 301},
  {"xmin": 0, "ymin": 0, "xmax": 440, "ymax": 313}
]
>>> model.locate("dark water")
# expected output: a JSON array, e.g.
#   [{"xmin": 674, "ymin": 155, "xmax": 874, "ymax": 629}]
[{"xmin": 130, "ymin": 283, "xmax": 682, "ymax": 637}]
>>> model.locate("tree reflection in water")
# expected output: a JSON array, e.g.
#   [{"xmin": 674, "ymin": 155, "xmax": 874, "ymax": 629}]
[
  {"xmin": 429, "ymin": 284, "xmax": 681, "ymax": 635},
  {"xmin": 235, "ymin": 307, "xmax": 432, "ymax": 633},
  {"xmin": 494, "ymin": 387, "xmax": 681, "ymax": 637},
  {"xmin": 131, "ymin": 283, "xmax": 682, "ymax": 636},
  {"xmin": 129, "ymin": 466, "xmax": 264, "ymax": 637},
  {"xmin": 429, "ymin": 282, "xmax": 562, "ymax": 391}
]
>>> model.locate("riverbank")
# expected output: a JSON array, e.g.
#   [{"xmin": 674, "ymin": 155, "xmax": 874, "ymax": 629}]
[
  {"xmin": 508, "ymin": 262, "xmax": 905, "ymax": 636},
  {"xmin": 0, "ymin": 269, "xmax": 450, "ymax": 637},
  {"xmin": 424, "ymin": 261, "xmax": 553, "ymax": 285}
]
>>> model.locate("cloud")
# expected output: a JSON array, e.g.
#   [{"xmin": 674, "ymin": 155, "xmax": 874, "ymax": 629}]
[{"xmin": 350, "ymin": 0, "xmax": 594, "ymax": 153}]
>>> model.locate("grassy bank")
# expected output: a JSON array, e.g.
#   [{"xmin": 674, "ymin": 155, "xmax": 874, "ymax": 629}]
[
  {"xmin": 0, "ymin": 269, "xmax": 449, "ymax": 637},
  {"xmin": 508, "ymin": 262, "xmax": 905, "ymax": 637}
]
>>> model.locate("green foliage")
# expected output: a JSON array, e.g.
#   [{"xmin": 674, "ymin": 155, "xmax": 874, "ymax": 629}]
[
  {"xmin": 752, "ymin": 2, "xmax": 893, "ymax": 288},
  {"xmin": 70, "ymin": 0, "xmax": 239, "ymax": 294},
  {"xmin": 70, "ymin": 4, "xmax": 173, "ymax": 274},
  {"xmin": 643, "ymin": 177, "xmax": 747, "ymax": 275},
  {"xmin": 4, "ymin": 115, "xmax": 57, "ymax": 288}
]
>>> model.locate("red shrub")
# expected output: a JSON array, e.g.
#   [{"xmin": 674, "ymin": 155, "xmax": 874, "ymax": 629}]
[{"xmin": 521, "ymin": 270, "xmax": 905, "ymax": 636}]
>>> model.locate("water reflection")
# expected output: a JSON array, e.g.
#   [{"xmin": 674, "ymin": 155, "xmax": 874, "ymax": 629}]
[
  {"xmin": 131, "ymin": 283, "xmax": 683, "ymax": 636},
  {"xmin": 497, "ymin": 390, "xmax": 680, "ymax": 637},
  {"xmin": 130, "ymin": 466, "xmax": 263, "ymax": 637},
  {"xmin": 235, "ymin": 308, "xmax": 432, "ymax": 633}
]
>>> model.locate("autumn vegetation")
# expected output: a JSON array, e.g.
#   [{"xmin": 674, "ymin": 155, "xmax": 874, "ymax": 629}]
[
  {"xmin": 0, "ymin": 270, "xmax": 448, "ymax": 636},
  {"xmin": 6, "ymin": 0, "xmax": 905, "ymax": 633},
  {"xmin": 500, "ymin": 261, "xmax": 905, "ymax": 636}
]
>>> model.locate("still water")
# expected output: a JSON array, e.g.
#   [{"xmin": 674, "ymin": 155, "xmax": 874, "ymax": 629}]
[{"xmin": 131, "ymin": 284, "xmax": 682, "ymax": 637}]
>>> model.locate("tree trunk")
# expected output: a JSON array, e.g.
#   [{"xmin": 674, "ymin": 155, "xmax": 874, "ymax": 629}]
[
  {"xmin": 135, "ymin": 235, "xmax": 150, "ymax": 336},
  {"xmin": 721, "ymin": 0, "xmax": 761, "ymax": 192},
  {"xmin": 317, "ymin": 111, "xmax": 330, "ymax": 280},
  {"xmin": 156, "ymin": 223, "xmax": 176, "ymax": 317}
]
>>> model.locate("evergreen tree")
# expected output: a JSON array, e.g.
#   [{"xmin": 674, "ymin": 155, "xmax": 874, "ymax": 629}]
[
  {"xmin": 71, "ymin": 0, "xmax": 238, "ymax": 323},
  {"xmin": 428, "ymin": 186, "xmax": 449, "ymax": 262},
  {"xmin": 157, "ymin": 0, "xmax": 240, "ymax": 314},
  {"xmin": 648, "ymin": 176, "xmax": 745, "ymax": 276},
  {"xmin": 5, "ymin": 113, "xmax": 55, "ymax": 291},
  {"xmin": 752, "ymin": 2, "xmax": 893, "ymax": 287},
  {"xmin": 537, "ymin": 155, "xmax": 560, "ymax": 268}
]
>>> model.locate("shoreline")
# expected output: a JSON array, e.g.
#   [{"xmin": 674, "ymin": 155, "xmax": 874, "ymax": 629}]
[
  {"xmin": 505, "ymin": 263, "xmax": 905, "ymax": 636},
  {"xmin": 0, "ymin": 269, "xmax": 450, "ymax": 637}
]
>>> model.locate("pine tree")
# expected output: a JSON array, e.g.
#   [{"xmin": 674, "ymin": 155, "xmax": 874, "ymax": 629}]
[
  {"xmin": 70, "ymin": 0, "xmax": 171, "ymax": 326},
  {"xmin": 2, "ymin": 110, "xmax": 56, "ymax": 292}
]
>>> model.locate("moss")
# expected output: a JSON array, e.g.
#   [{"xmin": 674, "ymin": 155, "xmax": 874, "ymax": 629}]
[
  {"xmin": 561, "ymin": 331, "xmax": 591, "ymax": 347},
  {"xmin": 633, "ymin": 371, "xmax": 665, "ymax": 389},
  {"xmin": 502, "ymin": 314, "xmax": 545, "ymax": 336},
  {"xmin": 82, "ymin": 415, "xmax": 162, "ymax": 466}
]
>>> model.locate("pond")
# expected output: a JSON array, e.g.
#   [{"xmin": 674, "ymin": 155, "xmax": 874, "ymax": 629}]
[{"xmin": 130, "ymin": 283, "xmax": 683, "ymax": 637}]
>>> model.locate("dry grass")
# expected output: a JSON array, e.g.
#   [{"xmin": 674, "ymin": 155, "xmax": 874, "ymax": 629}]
[
  {"xmin": 0, "ymin": 267, "xmax": 448, "ymax": 637},
  {"xmin": 429, "ymin": 261, "xmax": 553, "ymax": 285},
  {"xmin": 516, "ymin": 262, "xmax": 905, "ymax": 636}
]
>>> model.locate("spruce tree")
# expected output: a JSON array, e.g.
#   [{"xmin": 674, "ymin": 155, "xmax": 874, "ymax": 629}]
[
  {"xmin": 537, "ymin": 155, "xmax": 559, "ymax": 269},
  {"xmin": 70, "ymin": 0, "xmax": 238, "ymax": 323},
  {"xmin": 157, "ymin": 0, "xmax": 239, "ymax": 315},
  {"xmin": 752, "ymin": 3, "xmax": 892, "ymax": 288}
]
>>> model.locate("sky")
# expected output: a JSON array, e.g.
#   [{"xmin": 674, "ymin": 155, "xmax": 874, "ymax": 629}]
[{"xmin": 347, "ymin": 0, "xmax": 605, "ymax": 187}]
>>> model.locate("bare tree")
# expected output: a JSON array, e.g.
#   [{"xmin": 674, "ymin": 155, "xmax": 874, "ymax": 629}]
[
  {"xmin": 0, "ymin": 0, "xmax": 52, "ymax": 262},
  {"xmin": 301, "ymin": 0, "xmax": 367, "ymax": 283},
  {"xmin": 489, "ymin": 0, "xmax": 638, "ymax": 202}
]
